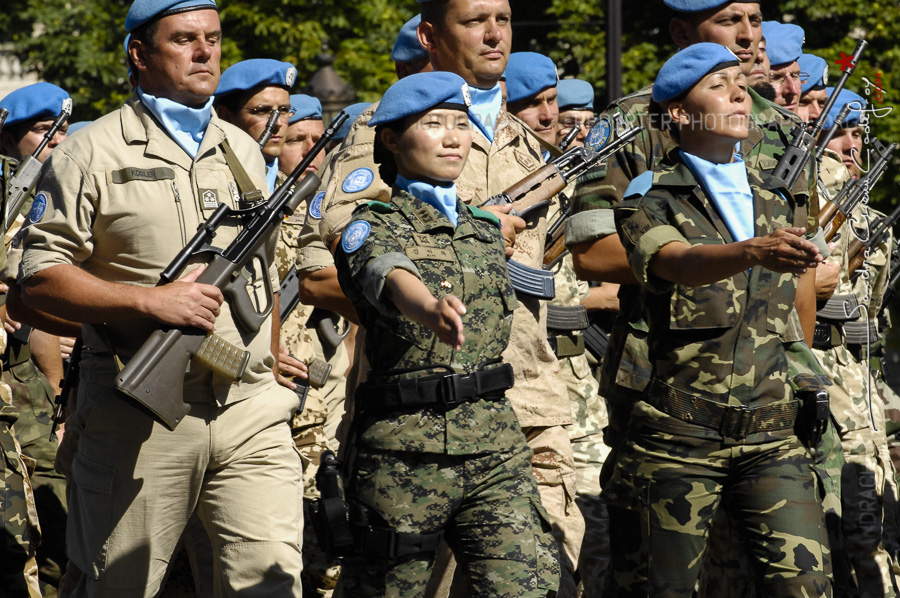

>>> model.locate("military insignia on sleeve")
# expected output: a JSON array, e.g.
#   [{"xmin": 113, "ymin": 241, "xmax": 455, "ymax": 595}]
[
  {"xmin": 341, "ymin": 221, "xmax": 371, "ymax": 254},
  {"xmin": 585, "ymin": 116, "xmax": 612, "ymax": 153},
  {"xmin": 342, "ymin": 168, "xmax": 375, "ymax": 194},
  {"xmin": 30, "ymin": 192, "xmax": 48, "ymax": 223},
  {"xmin": 309, "ymin": 191, "xmax": 324, "ymax": 220}
]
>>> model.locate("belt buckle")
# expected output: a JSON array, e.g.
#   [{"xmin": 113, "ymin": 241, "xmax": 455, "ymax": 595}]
[
  {"xmin": 438, "ymin": 373, "xmax": 463, "ymax": 406},
  {"xmin": 722, "ymin": 404, "xmax": 754, "ymax": 439}
]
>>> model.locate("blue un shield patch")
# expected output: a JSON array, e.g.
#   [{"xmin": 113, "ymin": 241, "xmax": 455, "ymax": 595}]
[
  {"xmin": 342, "ymin": 168, "xmax": 375, "ymax": 194},
  {"xmin": 585, "ymin": 116, "xmax": 613, "ymax": 153},
  {"xmin": 342, "ymin": 221, "xmax": 371, "ymax": 254},
  {"xmin": 29, "ymin": 192, "xmax": 48, "ymax": 223},
  {"xmin": 309, "ymin": 191, "xmax": 324, "ymax": 220}
]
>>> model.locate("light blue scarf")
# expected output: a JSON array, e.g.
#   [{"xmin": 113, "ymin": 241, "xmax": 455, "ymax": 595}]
[
  {"xmin": 137, "ymin": 86, "xmax": 213, "ymax": 158},
  {"xmin": 681, "ymin": 151, "xmax": 755, "ymax": 242},
  {"xmin": 265, "ymin": 157, "xmax": 279, "ymax": 193},
  {"xmin": 468, "ymin": 84, "xmax": 502, "ymax": 143},
  {"xmin": 397, "ymin": 173, "xmax": 459, "ymax": 227}
]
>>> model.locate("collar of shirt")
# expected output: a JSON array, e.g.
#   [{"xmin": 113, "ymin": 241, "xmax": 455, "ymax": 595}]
[
  {"xmin": 137, "ymin": 86, "xmax": 213, "ymax": 158},
  {"xmin": 680, "ymin": 150, "xmax": 755, "ymax": 242},
  {"xmin": 265, "ymin": 156, "xmax": 279, "ymax": 193},
  {"xmin": 468, "ymin": 84, "xmax": 502, "ymax": 143},
  {"xmin": 396, "ymin": 173, "xmax": 459, "ymax": 227}
]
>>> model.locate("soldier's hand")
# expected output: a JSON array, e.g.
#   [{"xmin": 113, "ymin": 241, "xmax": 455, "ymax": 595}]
[
  {"xmin": 426, "ymin": 295, "xmax": 466, "ymax": 350},
  {"xmin": 481, "ymin": 204, "xmax": 526, "ymax": 257},
  {"xmin": 747, "ymin": 227, "xmax": 822, "ymax": 274},
  {"xmin": 145, "ymin": 265, "xmax": 224, "ymax": 332},
  {"xmin": 274, "ymin": 346, "xmax": 308, "ymax": 390},
  {"xmin": 59, "ymin": 336, "xmax": 78, "ymax": 360},
  {"xmin": 814, "ymin": 260, "xmax": 841, "ymax": 300},
  {"xmin": 0, "ymin": 303, "xmax": 21, "ymax": 334}
]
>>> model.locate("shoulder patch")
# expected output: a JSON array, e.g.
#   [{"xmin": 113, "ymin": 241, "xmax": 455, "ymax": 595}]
[
  {"xmin": 585, "ymin": 116, "xmax": 612, "ymax": 153},
  {"xmin": 624, "ymin": 171, "xmax": 654, "ymax": 199},
  {"xmin": 364, "ymin": 200, "xmax": 394, "ymax": 213},
  {"xmin": 308, "ymin": 191, "xmax": 324, "ymax": 219},
  {"xmin": 466, "ymin": 205, "xmax": 501, "ymax": 227},
  {"xmin": 341, "ymin": 220, "xmax": 371, "ymax": 254},
  {"xmin": 30, "ymin": 192, "xmax": 48, "ymax": 223},
  {"xmin": 342, "ymin": 167, "xmax": 375, "ymax": 194}
]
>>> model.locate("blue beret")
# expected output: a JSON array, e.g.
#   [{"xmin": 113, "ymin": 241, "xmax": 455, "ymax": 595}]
[
  {"xmin": 67, "ymin": 121, "xmax": 92, "ymax": 135},
  {"xmin": 761, "ymin": 21, "xmax": 804, "ymax": 66},
  {"xmin": 216, "ymin": 59, "xmax": 298, "ymax": 97},
  {"xmin": 369, "ymin": 72, "xmax": 471, "ymax": 127},
  {"xmin": 0, "ymin": 83, "xmax": 70, "ymax": 127},
  {"xmin": 391, "ymin": 15, "xmax": 427, "ymax": 63},
  {"xmin": 798, "ymin": 54, "xmax": 827, "ymax": 94},
  {"xmin": 652, "ymin": 43, "xmax": 741, "ymax": 103},
  {"xmin": 822, "ymin": 88, "xmax": 865, "ymax": 130},
  {"xmin": 335, "ymin": 103, "xmax": 371, "ymax": 142},
  {"xmin": 557, "ymin": 79, "xmax": 594, "ymax": 111},
  {"xmin": 663, "ymin": 0, "xmax": 753, "ymax": 12},
  {"xmin": 504, "ymin": 52, "xmax": 558, "ymax": 104},
  {"xmin": 125, "ymin": 0, "xmax": 217, "ymax": 33},
  {"xmin": 289, "ymin": 94, "xmax": 322, "ymax": 124}
]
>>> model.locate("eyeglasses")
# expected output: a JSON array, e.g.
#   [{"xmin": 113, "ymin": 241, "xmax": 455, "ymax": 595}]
[
  {"xmin": 558, "ymin": 118, "xmax": 597, "ymax": 130},
  {"xmin": 243, "ymin": 105, "xmax": 295, "ymax": 118},
  {"xmin": 770, "ymin": 71, "xmax": 809, "ymax": 87}
]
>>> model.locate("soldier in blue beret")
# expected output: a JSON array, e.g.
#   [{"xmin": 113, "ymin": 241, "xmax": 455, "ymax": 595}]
[
  {"xmin": 609, "ymin": 42, "xmax": 830, "ymax": 597},
  {"xmin": 797, "ymin": 53, "xmax": 828, "ymax": 124},
  {"xmin": 335, "ymin": 69, "xmax": 559, "ymax": 597},
  {"xmin": 279, "ymin": 94, "xmax": 324, "ymax": 177},
  {"xmin": 504, "ymin": 52, "xmax": 559, "ymax": 146},
  {"xmin": 555, "ymin": 79, "xmax": 596, "ymax": 149},
  {"xmin": 215, "ymin": 58, "xmax": 297, "ymax": 191},
  {"xmin": 747, "ymin": 37, "xmax": 773, "ymax": 100},
  {"xmin": 819, "ymin": 88, "xmax": 865, "ymax": 179},
  {"xmin": 392, "ymin": 15, "xmax": 431, "ymax": 79},
  {"xmin": 0, "ymin": 82, "xmax": 70, "ymax": 164},
  {"xmin": 761, "ymin": 21, "xmax": 805, "ymax": 114}
]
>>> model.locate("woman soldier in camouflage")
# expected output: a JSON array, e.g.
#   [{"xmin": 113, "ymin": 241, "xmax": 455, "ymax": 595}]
[
  {"xmin": 608, "ymin": 43, "xmax": 833, "ymax": 597},
  {"xmin": 333, "ymin": 71, "xmax": 559, "ymax": 597}
]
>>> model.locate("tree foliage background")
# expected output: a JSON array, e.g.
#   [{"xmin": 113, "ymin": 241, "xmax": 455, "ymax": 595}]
[{"xmin": 1, "ymin": 0, "xmax": 898, "ymax": 208}]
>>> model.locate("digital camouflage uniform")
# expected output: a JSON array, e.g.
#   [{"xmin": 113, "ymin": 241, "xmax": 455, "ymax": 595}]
[
  {"xmin": 607, "ymin": 152, "xmax": 831, "ymax": 598},
  {"xmin": 334, "ymin": 190, "xmax": 560, "ymax": 597},
  {"xmin": 314, "ymin": 102, "xmax": 581, "ymax": 592},
  {"xmin": 815, "ymin": 151, "xmax": 900, "ymax": 596}
]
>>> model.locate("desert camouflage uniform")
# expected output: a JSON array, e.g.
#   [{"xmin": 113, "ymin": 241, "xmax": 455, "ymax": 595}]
[
  {"xmin": 607, "ymin": 152, "xmax": 831, "ymax": 597},
  {"xmin": 334, "ymin": 191, "xmax": 559, "ymax": 596},
  {"xmin": 315, "ymin": 103, "xmax": 580, "ymax": 592}
]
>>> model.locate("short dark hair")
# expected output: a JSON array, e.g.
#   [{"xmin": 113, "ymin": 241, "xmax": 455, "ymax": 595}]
[
  {"xmin": 127, "ymin": 19, "xmax": 162, "ymax": 83},
  {"xmin": 420, "ymin": 0, "xmax": 450, "ymax": 29}
]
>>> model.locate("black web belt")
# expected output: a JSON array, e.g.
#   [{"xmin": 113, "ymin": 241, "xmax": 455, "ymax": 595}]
[
  {"xmin": 351, "ymin": 522, "xmax": 444, "ymax": 558},
  {"xmin": 357, "ymin": 363, "xmax": 514, "ymax": 408},
  {"xmin": 648, "ymin": 382, "xmax": 800, "ymax": 439}
]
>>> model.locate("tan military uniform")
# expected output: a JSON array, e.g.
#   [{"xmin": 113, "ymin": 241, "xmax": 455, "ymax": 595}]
[{"xmin": 19, "ymin": 96, "xmax": 304, "ymax": 596}]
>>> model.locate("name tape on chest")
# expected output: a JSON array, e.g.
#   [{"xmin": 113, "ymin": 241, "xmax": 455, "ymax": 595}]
[
  {"xmin": 110, "ymin": 167, "xmax": 176, "ymax": 184},
  {"xmin": 342, "ymin": 220, "xmax": 371, "ymax": 254},
  {"xmin": 342, "ymin": 168, "xmax": 375, "ymax": 194},
  {"xmin": 405, "ymin": 246, "xmax": 456, "ymax": 262}
]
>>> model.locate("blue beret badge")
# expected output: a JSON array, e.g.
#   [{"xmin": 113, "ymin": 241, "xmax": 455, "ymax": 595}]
[
  {"xmin": 342, "ymin": 221, "xmax": 371, "ymax": 254},
  {"xmin": 342, "ymin": 168, "xmax": 375, "ymax": 194},
  {"xmin": 585, "ymin": 116, "xmax": 612, "ymax": 153},
  {"xmin": 309, "ymin": 191, "xmax": 324, "ymax": 220},
  {"xmin": 30, "ymin": 192, "xmax": 48, "ymax": 223}
]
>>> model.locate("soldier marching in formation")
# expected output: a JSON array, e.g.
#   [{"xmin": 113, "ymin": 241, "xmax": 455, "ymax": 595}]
[{"xmin": 1, "ymin": 0, "xmax": 899, "ymax": 597}]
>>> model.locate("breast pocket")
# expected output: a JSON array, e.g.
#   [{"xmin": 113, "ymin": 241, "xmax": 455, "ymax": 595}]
[{"xmin": 669, "ymin": 282, "xmax": 737, "ymax": 330}]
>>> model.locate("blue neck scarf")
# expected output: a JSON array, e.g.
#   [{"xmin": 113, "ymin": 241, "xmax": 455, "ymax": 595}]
[
  {"xmin": 468, "ymin": 84, "xmax": 502, "ymax": 143},
  {"xmin": 265, "ymin": 157, "xmax": 279, "ymax": 193},
  {"xmin": 396, "ymin": 173, "xmax": 459, "ymax": 227},
  {"xmin": 137, "ymin": 86, "xmax": 213, "ymax": 158},
  {"xmin": 680, "ymin": 150, "xmax": 755, "ymax": 243}
]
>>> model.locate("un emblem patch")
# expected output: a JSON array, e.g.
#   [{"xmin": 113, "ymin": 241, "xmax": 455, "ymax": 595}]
[
  {"xmin": 585, "ymin": 116, "xmax": 613, "ymax": 153},
  {"xmin": 30, "ymin": 192, "xmax": 48, "ymax": 223},
  {"xmin": 309, "ymin": 192, "xmax": 324, "ymax": 220},
  {"xmin": 342, "ymin": 221, "xmax": 371, "ymax": 254},
  {"xmin": 342, "ymin": 168, "xmax": 375, "ymax": 194}
]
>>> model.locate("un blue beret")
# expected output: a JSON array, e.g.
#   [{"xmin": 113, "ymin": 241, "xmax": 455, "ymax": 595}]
[
  {"xmin": 652, "ymin": 44, "xmax": 741, "ymax": 103},
  {"xmin": 663, "ymin": 0, "xmax": 753, "ymax": 12},
  {"xmin": 822, "ymin": 88, "xmax": 865, "ymax": 130},
  {"xmin": 216, "ymin": 59, "xmax": 298, "ymax": 97},
  {"xmin": 369, "ymin": 72, "xmax": 471, "ymax": 127},
  {"xmin": 0, "ymin": 83, "xmax": 70, "ymax": 127},
  {"xmin": 289, "ymin": 94, "xmax": 322, "ymax": 124},
  {"xmin": 761, "ymin": 21, "xmax": 804, "ymax": 66},
  {"xmin": 125, "ymin": 0, "xmax": 217, "ymax": 32},
  {"xmin": 67, "ymin": 121, "xmax": 92, "ymax": 135},
  {"xmin": 335, "ymin": 103, "xmax": 371, "ymax": 142},
  {"xmin": 798, "ymin": 54, "xmax": 827, "ymax": 94},
  {"xmin": 557, "ymin": 79, "xmax": 594, "ymax": 111},
  {"xmin": 504, "ymin": 52, "xmax": 558, "ymax": 104},
  {"xmin": 391, "ymin": 15, "xmax": 427, "ymax": 63}
]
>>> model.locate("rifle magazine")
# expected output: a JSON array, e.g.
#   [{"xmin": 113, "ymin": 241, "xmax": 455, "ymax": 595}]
[{"xmin": 195, "ymin": 333, "xmax": 250, "ymax": 381}]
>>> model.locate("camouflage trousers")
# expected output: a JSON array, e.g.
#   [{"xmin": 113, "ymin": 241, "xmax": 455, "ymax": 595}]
[
  {"xmin": 603, "ymin": 418, "xmax": 832, "ymax": 598},
  {"xmin": 342, "ymin": 445, "xmax": 561, "ymax": 597}
]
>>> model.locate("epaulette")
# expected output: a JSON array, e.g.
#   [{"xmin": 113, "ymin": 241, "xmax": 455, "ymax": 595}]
[
  {"xmin": 364, "ymin": 200, "xmax": 394, "ymax": 213},
  {"xmin": 466, "ymin": 204, "xmax": 501, "ymax": 226},
  {"xmin": 624, "ymin": 171, "xmax": 654, "ymax": 199}
]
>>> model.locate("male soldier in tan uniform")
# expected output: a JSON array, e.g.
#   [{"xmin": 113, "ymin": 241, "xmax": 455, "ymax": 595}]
[
  {"xmin": 306, "ymin": 0, "xmax": 578, "ymax": 593},
  {"xmin": 12, "ymin": 1, "xmax": 305, "ymax": 595}
]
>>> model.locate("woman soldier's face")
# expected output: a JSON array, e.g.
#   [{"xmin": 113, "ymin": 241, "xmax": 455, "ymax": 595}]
[
  {"xmin": 669, "ymin": 65, "xmax": 752, "ymax": 144},
  {"xmin": 385, "ymin": 108, "xmax": 473, "ymax": 185}
]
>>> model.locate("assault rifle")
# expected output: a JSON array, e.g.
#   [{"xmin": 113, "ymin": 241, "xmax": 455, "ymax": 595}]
[
  {"xmin": 818, "ymin": 138, "xmax": 896, "ymax": 242},
  {"xmin": 115, "ymin": 111, "xmax": 348, "ymax": 429},
  {"xmin": 557, "ymin": 124, "xmax": 580, "ymax": 152},
  {"xmin": 257, "ymin": 109, "xmax": 280, "ymax": 149},
  {"xmin": 815, "ymin": 103, "xmax": 852, "ymax": 164},
  {"xmin": 3, "ymin": 98, "xmax": 72, "ymax": 234},
  {"xmin": 848, "ymin": 203, "xmax": 900, "ymax": 280},
  {"xmin": 772, "ymin": 40, "xmax": 867, "ymax": 190},
  {"xmin": 879, "ymin": 241, "xmax": 900, "ymax": 316},
  {"xmin": 481, "ymin": 115, "xmax": 644, "ymax": 298}
]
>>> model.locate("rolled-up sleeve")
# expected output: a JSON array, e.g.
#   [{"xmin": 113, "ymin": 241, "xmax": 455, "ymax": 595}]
[{"xmin": 615, "ymin": 199, "xmax": 687, "ymax": 295}]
